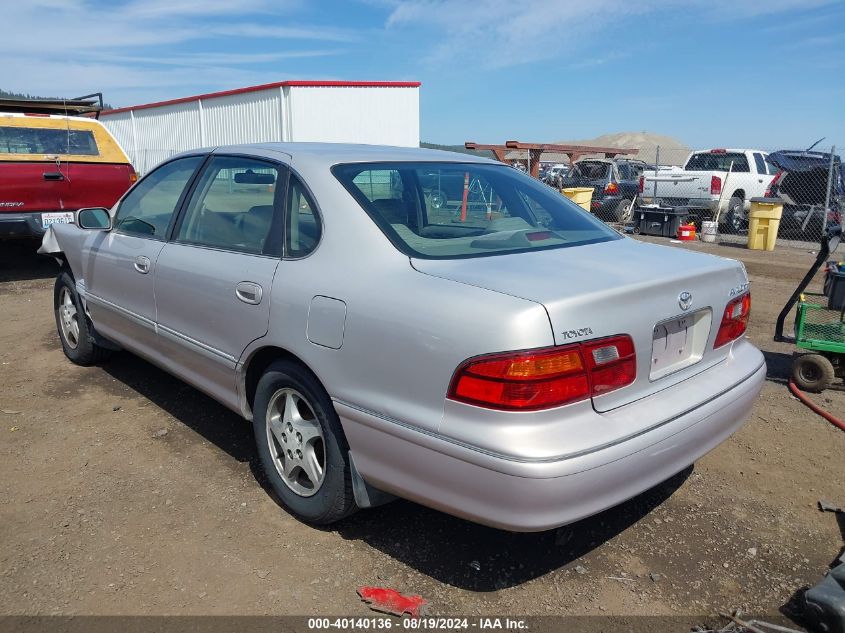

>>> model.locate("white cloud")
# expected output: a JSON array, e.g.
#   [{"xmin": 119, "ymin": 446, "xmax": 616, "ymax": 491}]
[
  {"xmin": 1, "ymin": 0, "xmax": 356, "ymax": 106},
  {"xmin": 383, "ymin": 0, "xmax": 838, "ymax": 68}
]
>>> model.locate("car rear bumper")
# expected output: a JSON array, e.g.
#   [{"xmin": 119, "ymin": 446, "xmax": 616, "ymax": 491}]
[
  {"xmin": 0, "ymin": 212, "xmax": 61, "ymax": 238},
  {"xmin": 639, "ymin": 196, "xmax": 720, "ymax": 213},
  {"xmin": 336, "ymin": 339, "xmax": 765, "ymax": 532}
]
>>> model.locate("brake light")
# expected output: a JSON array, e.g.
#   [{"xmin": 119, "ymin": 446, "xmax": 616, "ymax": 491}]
[
  {"xmin": 714, "ymin": 293, "xmax": 751, "ymax": 348},
  {"xmin": 604, "ymin": 182, "xmax": 619, "ymax": 194},
  {"xmin": 638, "ymin": 176, "xmax": 644, "ymax": 193},
  {"xmin": 710, "ymin": 175, "xmax": 722, "ymax": 195},
  {"xmin": 710, "ymin": 149, "xmax": 727, "ymax": 154},
  {"xmin": 764, "ymin": 171, "xmax": 783, "ymax": 197},
  {"xmin": 448, "ymin": 335, "xmax": 636, "ymax": 411}
]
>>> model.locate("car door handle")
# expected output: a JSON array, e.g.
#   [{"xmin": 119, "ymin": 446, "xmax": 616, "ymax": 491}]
[
  {"xmin": 43, "ymin": 172, "xmax": 64, "ymax": 181},
  {"xmin": 133, "ymin": 256, "xmax": 151, "ymax": 274},
  {"xmin": 236, "ymin": 282, "xmax": 263, "ymax": 305}
]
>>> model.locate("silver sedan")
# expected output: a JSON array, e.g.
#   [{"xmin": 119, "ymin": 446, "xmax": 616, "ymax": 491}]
[{"xmin": 40, "ymin": 143, "xmax": 765, "ymax": 531}]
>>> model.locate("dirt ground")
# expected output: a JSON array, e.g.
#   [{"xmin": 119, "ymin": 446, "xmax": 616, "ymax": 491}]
[{"xmin": 0, "ymin": 237, "xmax": 843, "ymax": 621}]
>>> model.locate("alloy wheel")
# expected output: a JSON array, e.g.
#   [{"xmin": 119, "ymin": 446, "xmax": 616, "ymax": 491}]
[
  {"xmin": 58, "ymin": 287, "xmax": 80, "ymax": 349},
  {"xmin": 265, "ymin": 388, "xmax": 326, "ymax": 497}
]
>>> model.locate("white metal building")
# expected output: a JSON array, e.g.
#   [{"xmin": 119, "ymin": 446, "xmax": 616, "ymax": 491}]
[{"xmin": 100, "ymin": 80, "xmax": 421, "ymax": 173}]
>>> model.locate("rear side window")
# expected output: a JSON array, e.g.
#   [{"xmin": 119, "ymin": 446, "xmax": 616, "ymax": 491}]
[
  {"xmin": 0, "ymin": 126, "xmax": 99, "ymax": 156},
  {"xmin": 685, "ymin": 152, "xmax": 750, "ymax": 173},
  {"xmin": 114, "ymin": 156, "xmax": 203, "ymax": 239},
  {"xmin": 334, "ymin": 162, "xmax": 619, "ymax": 260},
  {"xmin": 753, "ymin": 153, "xmax": 768, "ymax": 175},
  {"xmin": 286, "ymin": 176, "xmax": 322, "ymax": 257},
  {"xmin": 175, "ymin": 156, "xmax": 281, "ymax": 256}
]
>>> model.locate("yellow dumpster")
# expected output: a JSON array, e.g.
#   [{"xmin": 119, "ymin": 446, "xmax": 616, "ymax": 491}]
[
  {"xmin": 747, "ymin": 197, "xmax": 784, "ymax": 251},
  {"xmin": 561, "ymin": 187, "xmax": 594, "ymax": 212}
]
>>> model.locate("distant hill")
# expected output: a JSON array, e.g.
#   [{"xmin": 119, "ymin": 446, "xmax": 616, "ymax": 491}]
[{"xmin": 557, "ymin": 131, "xmax": 690, "ymax": 165}]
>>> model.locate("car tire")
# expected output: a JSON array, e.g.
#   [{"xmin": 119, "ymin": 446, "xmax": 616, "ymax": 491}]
[
  {"xmin": 615, "ymin": 198, "xmax": 634, "ymax": 223},
  {"xmin": 54, "ymin": 271, "xmax": 112, "ymax": 366},
  {"xmin": 724, "ymin": 197, "xmax": 747, "ymax": 234},
  {"xmin": 791, "ymin": 353, "xmax": 835, "ymax": 393},
  {"xmin": 252, "ymin": 359, "xmax": 357, "ymax": 525}
]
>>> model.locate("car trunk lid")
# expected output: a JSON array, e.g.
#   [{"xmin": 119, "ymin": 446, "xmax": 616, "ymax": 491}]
[{"xmin": 412, "ymin": 238, "xmax": 749, "ymax": 412}]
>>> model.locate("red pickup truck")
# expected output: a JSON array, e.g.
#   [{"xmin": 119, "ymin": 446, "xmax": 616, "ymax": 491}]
[{"xmin": 0, "ymin": 112, "xmax": 136, "ymax": 238}]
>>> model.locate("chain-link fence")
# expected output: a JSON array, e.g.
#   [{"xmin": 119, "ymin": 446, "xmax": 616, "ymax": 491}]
[
  {"xmin": 128, "ymin": 144, "xmax": 842, "ymax": 251},
  {"xmin": 543, "ymin": 145, "xmax": 842, "ymax": 251}
]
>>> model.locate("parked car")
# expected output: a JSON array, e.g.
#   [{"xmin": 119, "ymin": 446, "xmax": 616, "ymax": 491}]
[
  {"xmin": 40, "ymin": 143, "xmax": 765, "ymax": 532},
  {"xmin": 765, "ymin": 150, "xmax": 843, "ymax": 237},
  {"xmin": 0, "ymin": 112, "xmax": 136, "ymax": 239},
  {"xmin": 638, "ymin": 149, "xmax": 777, "ymax": 232},
  {"xmin": 543, "ymin": 163, "xmax": 569, "ymax": 188},
  {"xmin": 560, "ymin": 158, "xmax": 646, "ymax": 222}
]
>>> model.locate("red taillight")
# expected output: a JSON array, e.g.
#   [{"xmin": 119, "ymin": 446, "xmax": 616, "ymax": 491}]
[
  {"xmin": 605, "ymin": 182, "xmax": 619, "ymax": 194},
  {"xmin": 710, "ymin": 175, "xmax": 722, "ymax": 195},
  {"xmin": 714, "ymin": 293, "xmax": 751, "ymax": 348},
  {"xmin": 582, "ymin": 336, "xmax": 637, "ymax": 395},
  {"xmin": 710, "ymin": 149, "xmax": 727, "ymax": 154},
  {"xmin": 764, "ymin": 171, "xmax": 783, "ymax": 197},
  {"xmin": 638, "ymin": 176, "xmax": 644, "ymax": 193},
  {"xmin": 448, "ymin": 335, "xmax": 636, "ymax": 411}
]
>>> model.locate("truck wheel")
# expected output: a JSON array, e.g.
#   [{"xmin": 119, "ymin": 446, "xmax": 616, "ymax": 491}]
[
  {"xmin": 792, "ymin": 353, "xmax": 834, "ymax": 393},
  {"xmin": 252, "ymin": 359, "xmax": 357, "ymax": 525},
  {"xmin": 615, "ymin": 198, "xmax": 634, "ymax": 223},
  {"xmin": 54, "ymin": 271, "xmax": 112, "ymax": 366},
  {"xmin": 724, "ymin": 197, "xmax": 746, "ymax": 234}
]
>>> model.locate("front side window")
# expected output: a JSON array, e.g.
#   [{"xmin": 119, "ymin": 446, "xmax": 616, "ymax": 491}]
[
  {"xmin": 334, "ymin": 162, "xmax": 620, "ymax": 259},
  {"xmin": 114, "ymin": 156, "xmax": 203, "ymax": 239},
  {"xmin": 175, "ymin": 156, "xmax": 281, "ymax": 256}
]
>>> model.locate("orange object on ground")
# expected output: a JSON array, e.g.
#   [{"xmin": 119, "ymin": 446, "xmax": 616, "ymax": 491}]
[
  {"xmin": 460, "ymin": 171, "xmax": 470, "ymax": 222},
  {"xmin": 677, "ymin": 224, "xmax": 696, "ymax": 240},
  {"xmin": 788, "ymin": 379, "xmax": 845, "ymax": 432},
  {"xmin": 357, "ymin": 586, "xmax": 427, "ymax": 618}
]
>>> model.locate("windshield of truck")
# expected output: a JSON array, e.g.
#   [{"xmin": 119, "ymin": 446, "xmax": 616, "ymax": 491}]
[
  {"xmin": 685, "ymin": 152, "xmax": 750, "ymax": 172},
  {"xmin": 570, "ymin": 161, "xmax": 610, "ymax": 179},
  {"xmin": 333, "ymin": 162, "xmax": 620, "ymax": 260}
]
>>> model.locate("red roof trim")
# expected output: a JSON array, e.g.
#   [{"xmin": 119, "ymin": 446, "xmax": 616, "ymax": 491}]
[{"xmin": 101, "ymin": 80, "xmax": 422, "ymax": 115}]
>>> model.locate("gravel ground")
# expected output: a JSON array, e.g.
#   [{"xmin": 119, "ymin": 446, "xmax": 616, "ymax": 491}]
[{"xmin": 0, "ymin": 237, "xmax": 843, "ymax": 622}]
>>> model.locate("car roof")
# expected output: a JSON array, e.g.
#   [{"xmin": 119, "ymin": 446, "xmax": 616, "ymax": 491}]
[{"xmin": 177, "ymin": 142, "xmax": 500, "ymax": 167}]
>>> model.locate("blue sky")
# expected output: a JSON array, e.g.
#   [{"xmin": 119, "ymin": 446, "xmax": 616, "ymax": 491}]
[{"xmin": 4, "ymin": 0, "xmax": 844, "ymax": 151}]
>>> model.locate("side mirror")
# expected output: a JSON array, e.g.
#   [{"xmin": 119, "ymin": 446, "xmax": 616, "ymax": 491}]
[{"xmin": 76, "ymin": 207, "xmax": 111, "ymax": 230}]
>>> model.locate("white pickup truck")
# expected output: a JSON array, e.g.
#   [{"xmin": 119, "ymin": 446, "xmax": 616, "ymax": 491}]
[{"xmin": 638, "ymin": 149, "xmax": 778, "ymax": 232}]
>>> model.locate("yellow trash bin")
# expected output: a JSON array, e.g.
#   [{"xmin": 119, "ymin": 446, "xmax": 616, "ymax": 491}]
[
  {"xmin": 747, "ymin": 197, "xmax": 783, "ymax": 251},
  {"xmin": 561, "ymin": 187, "xmax": 594, "ymax": 212}
]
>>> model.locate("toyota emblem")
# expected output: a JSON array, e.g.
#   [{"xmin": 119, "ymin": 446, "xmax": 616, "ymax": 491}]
[{"xmin": 678, "ymin": 291, "xmax": 693, "ymax": 311}]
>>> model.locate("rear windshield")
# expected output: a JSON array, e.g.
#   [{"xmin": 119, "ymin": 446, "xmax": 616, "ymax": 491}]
[
  {"xmin": 685, "ymin": 152, "xmax": 750, "ymax": 173},
  {"xmin": 570, "ymin": 161, "xmax": 610, "ymax": 179},
  {"xmin": 0, "ymin": 126, "xmax": 99, "ymax": 156},
  {"xmin": 333, "ymin": 162, "xmax": 620, "ymax": 260}
]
